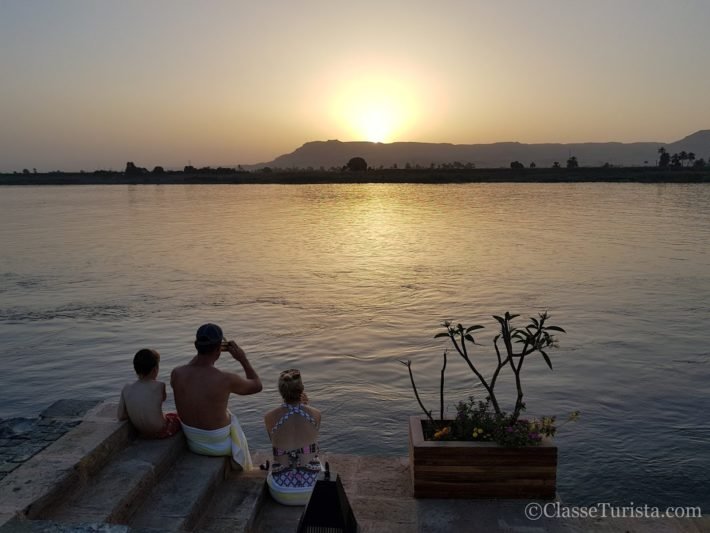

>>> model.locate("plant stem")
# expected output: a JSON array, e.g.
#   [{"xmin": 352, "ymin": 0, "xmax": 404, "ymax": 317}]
[
  {"xmin": 440, "ymin": 350, "xmax": 447, "ymax": 421},
  {"xmin": 448, "ymin": 332, "xmax": 501, "ymax": 414},
  {"xmin": 405, "ymin": 361, "xmax": 434, "ymax": 425},
  {"xmin": 512, "ymin": 355, "xmax": 525, "ymax": 420},
  {"xmin": 489, "ymin": 338, "xmax": 509, "ymax": 398}
]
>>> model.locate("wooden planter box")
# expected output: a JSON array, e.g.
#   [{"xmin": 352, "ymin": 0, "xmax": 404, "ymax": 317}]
[{"xmin": 409, "ymin": 416, "xmax": 557, "ymax": 499}]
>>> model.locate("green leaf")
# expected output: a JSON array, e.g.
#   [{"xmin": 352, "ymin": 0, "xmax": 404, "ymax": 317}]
[
  {"xmin": 506, "ymin": 312, "xmax": 520, "ymax": 320},
  {"xmin": 493, "ymin": 315, "xmax": 505, "ymax": 325},
  {"xmin": 464, "ymin": 334, "xmax": 475, "ymax": 342},
  {"xmin": 465, "ymin": 325, "xmax": 485, "ymax": 333},
  {"xmin": 434, "ymin": 332, "xmax": 450, "ymax": 338},
  {"xmin": 530, "ymin": 317, "xmax": 539, "ymax": 327},
  {"xmin": 540, "ymin": 350, "xmax": 553, "ymax": 370}
]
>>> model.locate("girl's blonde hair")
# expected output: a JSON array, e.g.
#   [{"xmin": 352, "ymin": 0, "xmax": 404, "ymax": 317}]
[{"xmin": 278, "ymin": 368, "xmax": 304, "ymax": 403}]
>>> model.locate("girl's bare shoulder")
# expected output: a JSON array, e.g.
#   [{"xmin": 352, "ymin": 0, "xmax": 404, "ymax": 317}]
[
  {"xmin": 303, "ymin": 405, "xmax": 321, "ymax": 422},
  {"xmin": 264, "ymin": 405, "xmax": 284, "ymax": 425}
]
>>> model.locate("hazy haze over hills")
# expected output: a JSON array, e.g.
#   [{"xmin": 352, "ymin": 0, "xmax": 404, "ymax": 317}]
[{"xmin": 251, "ymin": 130, "xmax": 710, "ymax": 170}]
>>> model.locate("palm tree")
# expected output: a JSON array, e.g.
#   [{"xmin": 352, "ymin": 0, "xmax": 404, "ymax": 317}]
[
  {"xmin": 679, "ymin": 151, "xmax": 688, "ymax": 167},
  {"xmin": 657, "ymin": 147, "xmax": 670, "ymax": 168},
  {"xmin": 688, "ymin": 152, "xmax": 696, "ymax": 167}
]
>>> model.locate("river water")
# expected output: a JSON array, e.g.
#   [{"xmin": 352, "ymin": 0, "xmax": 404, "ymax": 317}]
[{"xmin": 0, "ymin": 183, "xmax": 708, "ymax": 510}]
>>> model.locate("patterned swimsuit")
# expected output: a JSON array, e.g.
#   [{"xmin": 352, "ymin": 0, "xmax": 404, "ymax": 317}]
[{"xmin": 269, "ymin": 403, "xmax": 321, "ymax": 489}]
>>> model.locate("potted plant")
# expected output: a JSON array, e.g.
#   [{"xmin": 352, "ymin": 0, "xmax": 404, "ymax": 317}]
[{"xmin": 402, "ymin": 311, "xmax": 578, "ymax": 499}]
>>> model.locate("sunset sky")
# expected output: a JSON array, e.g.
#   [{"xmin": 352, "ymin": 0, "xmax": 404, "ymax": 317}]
[{"xmin": 2, "ymin": 0, "xmax": 710, "ymax": 172}]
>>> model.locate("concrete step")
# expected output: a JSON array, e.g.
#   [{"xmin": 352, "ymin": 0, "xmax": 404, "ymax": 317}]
[
  {"xmin": 0, "ymin": 518, "xmax": 133, "ymax": 532},
  {"xmin": 193, "ymin": 468, "xmax": 267, "ymax": 533},
  {"xmin": 250, "ymin": 491, "xmax": 304, "ymax": 533},
  {"xmin": 248, "ymin": 454, "xmax": 365, "ymax": 533},
  {"xmin": 0, "ymin": 401, "xmax": 133, "ymax": 526},
  {"xmin": 127, "ymin": 451, "xmax": 229, "ymax": 531},
  {"xmin": 41, "ymin": 432, "xmax": 186, "ymax": 524}
]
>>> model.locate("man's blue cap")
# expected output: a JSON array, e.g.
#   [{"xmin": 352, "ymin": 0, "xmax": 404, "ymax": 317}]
[{"xmin": 195, "ymin": 323, "xmax": 223, "ymax": 346}]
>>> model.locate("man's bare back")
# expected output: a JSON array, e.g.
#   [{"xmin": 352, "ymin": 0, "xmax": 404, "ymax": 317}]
[{"xmin": 171, "ymin": 330, "xmax": 262, "ymax": 431}]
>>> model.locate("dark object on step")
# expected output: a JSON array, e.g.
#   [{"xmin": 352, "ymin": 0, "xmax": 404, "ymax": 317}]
[
  {"xmin": 297, "ymin": 462, "xmax": 357, "ymax": 533},
  {"xmin": 260, "ymin": 460, "xmax": 270, "ymax": 471}
]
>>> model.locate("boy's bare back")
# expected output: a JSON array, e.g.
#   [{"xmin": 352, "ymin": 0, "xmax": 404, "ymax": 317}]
[{"xmin": 117, "ymin": 379, "xmax": 167, "ymax": 436}]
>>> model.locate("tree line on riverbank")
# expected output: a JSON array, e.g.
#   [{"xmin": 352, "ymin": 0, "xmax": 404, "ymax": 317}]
[
  {"xmin": 3, "ymin": 148, "xmax": 709, "ymax": 184},
  {"xmin": 2, "ymin": 165, "xmax": 708, "ymax": 186},
  {"xmin": 656, "ymin": 147, "xmax": 706, "ymax": 169}
]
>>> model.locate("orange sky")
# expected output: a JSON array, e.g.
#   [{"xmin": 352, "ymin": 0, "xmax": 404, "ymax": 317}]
[{"xmin": 2, "ymin": 1, "xmax": 710, "ymax": 171}]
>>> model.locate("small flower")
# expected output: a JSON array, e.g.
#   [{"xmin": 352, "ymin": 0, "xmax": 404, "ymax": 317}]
[
  {"xmin": 472, "ymin": 427, "xmax": 486, "ymax": 439},
  {"xmin": 433, "ymin": 426, "xmax": 451, "ymax": 440}
]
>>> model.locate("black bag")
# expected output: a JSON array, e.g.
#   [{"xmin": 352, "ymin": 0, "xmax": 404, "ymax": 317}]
[{"xmin": 297, "ymin": 462, "xmax": 358, "ymax": 533}]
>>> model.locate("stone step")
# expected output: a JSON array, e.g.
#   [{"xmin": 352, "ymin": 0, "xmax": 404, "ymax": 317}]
[
  {"xmin": 247, "ymin": 455, "xmax": 358, "ymax": 533},
  {"xmin": 0, "ymin": 518, "xmax": 133, "ymax": 532},
  {"xmin": 127, "ymin": 452, "xmax": 229, "ymax": 531},
  {"xmin": 193, "ymin": 468, "xmax": 267, "ymax": 533},
  {"xmin": 41, "ymin": 432, "xmax": 186, "ymax": 524},
  {"xmin": 0, "ymin": 401, "xmax": 133, "ymax": 526},
  {"xmin": 249, "ymin": 491, "xmax": 304, "ymax": 533}
]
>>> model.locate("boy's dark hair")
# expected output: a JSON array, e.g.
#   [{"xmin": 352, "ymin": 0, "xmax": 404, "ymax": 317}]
[{"xmin": 133, "ymin": 348, "xmax": 160, "ymax": 376}]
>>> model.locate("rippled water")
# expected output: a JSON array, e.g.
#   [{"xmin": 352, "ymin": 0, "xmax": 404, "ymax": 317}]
[{"xmin": 0, "ymin": 183, "xmax": 708, "ymax": 510}]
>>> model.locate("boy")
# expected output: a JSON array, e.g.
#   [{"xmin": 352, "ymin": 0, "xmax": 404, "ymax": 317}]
[{"xmin": 117, "ymin": 348, "xmax": 181, "ymax": 438}]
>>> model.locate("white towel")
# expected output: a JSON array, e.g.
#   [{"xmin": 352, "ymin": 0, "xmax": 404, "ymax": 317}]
[{"xmin": 180, "ymin": 410, "xmax": 253, "ymax": 470}]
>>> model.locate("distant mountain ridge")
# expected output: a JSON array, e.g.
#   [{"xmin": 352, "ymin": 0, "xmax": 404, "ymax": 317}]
[{"xmin": 250, "ymin": 130, "xmax": 710, "ymax": 169}]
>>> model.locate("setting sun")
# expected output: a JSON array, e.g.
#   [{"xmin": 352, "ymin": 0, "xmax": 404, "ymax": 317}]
[
  {"xmin": 330, "ymin": 75, "xmax": 420, "ymax": 143},
  {"xmin": 357, "ymin": 105, "xmax": 396, "ymax": 143}
]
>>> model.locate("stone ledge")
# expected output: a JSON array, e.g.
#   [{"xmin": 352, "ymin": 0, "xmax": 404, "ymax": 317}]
[
  {"xmin": 39, "ymin": 400, "xmax": 102, "ymax": 420},
  {"xmin": 0, "ymin": 401, "xmax": 132, "ymax": 528}
]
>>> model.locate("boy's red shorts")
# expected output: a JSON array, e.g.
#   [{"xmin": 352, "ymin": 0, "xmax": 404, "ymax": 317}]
[{"xmin": 158, "ymin": 412, "xmax": 181, "ymax": 439}]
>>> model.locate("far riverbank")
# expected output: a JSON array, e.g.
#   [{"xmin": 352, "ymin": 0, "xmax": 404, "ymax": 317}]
[{"xmin": 1, "ymin": 166, "xmax": 709, "ymax": 185}]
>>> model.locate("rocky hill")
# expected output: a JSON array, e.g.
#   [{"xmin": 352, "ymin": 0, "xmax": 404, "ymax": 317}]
[{"xmin": 250, "ymin": 130, "xmax": 710, "ymax": 169}]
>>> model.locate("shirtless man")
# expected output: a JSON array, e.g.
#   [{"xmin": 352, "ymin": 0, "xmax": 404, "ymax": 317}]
[{"xmin": 171, "ymin": 323, "xmax": 262, "ymax": 430}]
